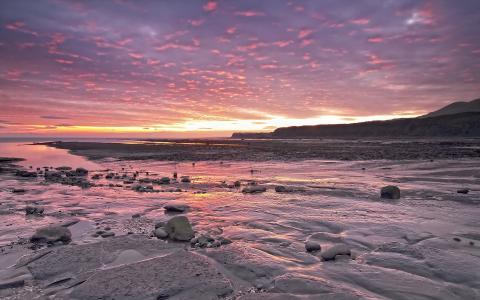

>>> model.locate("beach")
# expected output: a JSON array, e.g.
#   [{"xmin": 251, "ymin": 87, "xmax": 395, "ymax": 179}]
[{"xmin": 0, "ymin": 139, "xmax": 479, "ymax": 299}]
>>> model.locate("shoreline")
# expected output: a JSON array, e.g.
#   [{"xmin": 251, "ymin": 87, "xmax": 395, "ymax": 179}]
[{"xmin": 43, "ymin": 138, "xmax": 480, "ymax": 161}]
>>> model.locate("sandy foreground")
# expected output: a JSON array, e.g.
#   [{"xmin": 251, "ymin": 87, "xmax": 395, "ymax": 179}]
[{"xmin": 0, "ymin": 139, "xmax": 479, "ymax": 299}]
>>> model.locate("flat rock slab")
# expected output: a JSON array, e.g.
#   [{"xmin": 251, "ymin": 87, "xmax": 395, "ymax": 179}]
[
  {"xmin": 15, "ymin": 235, "xmax": 233, "ymax": 299},
  {"xmin": 68, "ymin": 250, "xmax": 233, "ymax": 300}
]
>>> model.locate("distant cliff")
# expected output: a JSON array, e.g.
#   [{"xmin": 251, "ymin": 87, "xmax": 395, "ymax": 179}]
[
  {"xmin": 232, "ymin": 112, "xmax": 480, "ymax": 138},
  {"xmin": 272, "ymin": 112, "xmax": 480, "ymax": 138},
  {"xmin": 422, "ymin": 98, "xmax": 480, "ymax": 118}
]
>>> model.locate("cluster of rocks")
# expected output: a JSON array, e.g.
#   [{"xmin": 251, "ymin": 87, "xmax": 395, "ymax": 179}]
[{"xmin": 153, "ymin": 215, "xmax": 232, "ymax": 249}]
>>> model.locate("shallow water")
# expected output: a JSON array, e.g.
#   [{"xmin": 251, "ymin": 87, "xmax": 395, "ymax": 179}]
[{"xmin": 0, "ymin": 141, "xmax": 479, "ymax": 299}]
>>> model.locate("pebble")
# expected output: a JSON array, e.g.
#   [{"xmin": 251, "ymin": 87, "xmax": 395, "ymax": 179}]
[
  {"xmin": 380, "ymin": 185, "xmax": 401, "ymax": 199},
  {"xmin": 25, "ymin": 205, "xmax": 44, "ymax": 215},
  {"xmin": 321, "ymin": 244, "xmax": 351, "ymax": 261},
  {"xmin": 242, "ymin": 185, "xmax": 267, "ymax": 194},
  {"xmin": 457, "ymin": 189, "xmax": 469, "ymax": 194},
  {"xmin": 154, "ymin": 228, "xmax": 168, "ymax": 239},
  {"xmin": 164, "ymin": 204, "xmax": 189, "ymax": 213},
  {"xmin": 305, "ymin": 241, "xmax": 321, "ymax": 252},
  {"xmin": 101, "ymin": 232, "xmax": 115, "ymax": 238}
]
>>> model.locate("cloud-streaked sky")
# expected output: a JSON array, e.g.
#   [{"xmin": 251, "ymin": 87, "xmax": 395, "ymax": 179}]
[{"xmin": 0, "ymin": 0, "xmax": 479, "ymax": 137}]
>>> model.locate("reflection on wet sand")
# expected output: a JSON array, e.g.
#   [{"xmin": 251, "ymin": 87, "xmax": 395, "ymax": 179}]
[{"xmin": 0, "ymin": 141, "xmax": 479, "ymax": 299}]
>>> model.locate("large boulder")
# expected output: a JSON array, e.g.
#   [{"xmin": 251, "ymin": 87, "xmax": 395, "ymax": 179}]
[
  {"xmin": 380, "ymin": 185, "xmax": 401, "ymax": 199},
  {"xmin": 165, "ymin": 216, "xmax": 195, "ymax": 241},
  {"xmin": 30, "ymin": 225, "xmax": 72, "ymax": 244}
]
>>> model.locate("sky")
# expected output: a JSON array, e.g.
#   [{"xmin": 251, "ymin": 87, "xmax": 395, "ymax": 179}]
[{"xmin": 0, "ymin": 0, "xmax": 479, "ymax": 137}]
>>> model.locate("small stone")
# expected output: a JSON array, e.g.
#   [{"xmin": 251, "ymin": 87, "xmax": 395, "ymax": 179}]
[
  {"xmin": 305, "ymin": 241, "xmax": 321, "ymax": 252},
  {"xmin": 12, "ymin": 188, "xmax": 26, "ymax": 193},
  {"xmin": 154, "ymin": 221, "xmax": 165, "ymax": 229},
  {"xmin": 242, "ymin": 185, "xmax": 267, "ymax": 194},
  {"xmin": 101, "ymin": 231, "xmax": 115, "ymax": 238},
  {"xmin": 25, "ymin": 205, "xmax": 44, "ymax": 215},
  {"xmin": 154, "ymin": 228, "xmax": 168, "ymax": 239},
  {"xmin": 159, "ymin": 177, "xmax": 171, "ymax": 184},
  {"xmin": 233, "ymin": 181, "xmax": 241, "ymax": 188},
  {"xmin": 321, "ymin": 244, "xmax": 351, "ymax": 261},
  {"xmin": 457, "ymin": 189, "xmax": 469, "ymax": 194},
  {"xmin": 380, "ymin": 185, "xmax": 401, "ymax": 199},
  {"xmin": 132, "ymin": 213, "xmax": 141, "ymax": 218},
  {"xmin": 165, "ymin": 216, "xmax": 194, "ymax": 241},
  {"xmin": 75, "ymin": 167, "xmax": 88, "ymax": 176},
  {"xmin": 275, "ymin": 185, "xmax": 295, "ymax": 193},
  {"xmin": 453, "ymin": 237, "xmax": 461, "ymax": 242},
  {"xmin": 180, "ymin": 176, "xmax": 191, "ymax": 183},
  {"xmin": 164, "ymin": 204, "xmax": 189, "ymax": 213},
  {"xmin": 30, "ymin": 225, "xmax": 72, "ymax": 244},
  {"xmin": 211, "ymin": 240, "xmax": 221, "ymax": 247}
]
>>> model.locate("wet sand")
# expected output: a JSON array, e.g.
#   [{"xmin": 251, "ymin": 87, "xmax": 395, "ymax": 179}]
[
  {"xmin": 0, "ymin": 140, "xmax": 479, "ymax": 299},
  {"xmin": 44, "ymin": 138, "xmax": 480, "ymax": 161}
]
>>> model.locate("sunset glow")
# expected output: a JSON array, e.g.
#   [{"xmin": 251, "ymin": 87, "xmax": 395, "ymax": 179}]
[{"xmin": 1, "ymin": 0, "xmax": 479, "ymax": 137}]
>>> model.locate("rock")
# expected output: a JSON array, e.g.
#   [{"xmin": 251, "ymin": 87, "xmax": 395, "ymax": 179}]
[
  {"xmin": 321, "ymin": 244, "xmax": 351, "ymax": 261},
  {"xmin": 217, "ymin": 236, "xmax": 233, "ymax": 245},
  {"xmin": 164, "ymin": 203, "xmax": 189, "ymax": 212},
  {"xmin": 132, "ymin": 213, "xmax": 141, "ymax": 218},
  {"xmin": 154, "ymin": 221, "xmax": 165, "ymax": 229},
  {"xmin": 197, "ymin": 234, "xmax": 214, "ymax": 247},
  {"xmin": 181, "ymin": 176, "xmax": 191, "ymax": 183},
  {"xmin": 15, "ymin": 170, "xmax": 37, "ymax": 177},
  {"xmin": 165, "ymin": 216, "xmax": 195, "ymax": 241},
  {"xmin": 159, "ymin": 177, "xmax": 171, "ymax": 184},
  {"xmin": 154, "ymin": 228, "xmax": 168, "ymax": 239},
  {"xmin": 457, "ymin": 189, "xmax": 469, "ymax": 194},
  {"xmin": 75, "ymin": 167, "xmax": 88, "ymax": 176},
  {"xmin": 275, "ymin": 185, "xmax": 295, "ymax": 193},
  {"xmin": 305, "ymin": 241, "xmax": 321, "ymax": 252},
  {"xmin": 91, "ymin": 174, "xmax": 102, "ymax": 180},
  {"xmin": 55, "ymin": 166, "xmax": 72, "ymax": 171},
  {"xmin": 25, "ymin": 205, "xmax": 44, "ymax": 215},
  {"xmin": 234, "ymin": 180, "xmax": 241, "ymax": 188},
  {"xmin": 30, "ymin": 225, "xmax": 72, "ymax": 244},
  {"xmin": 242, "ymin": 185, "xmax": 267, "ymax": 194},
  {"xmin": 101, "ymin": 231, "xmax": 115, "ymax": 238},
  {"xmin": 380, "ymin": 185, "xmax": 401, "ymax": 199},
  {"xmin": 12, "ymin": 188, "xmax": 26, "ymax": 193}
]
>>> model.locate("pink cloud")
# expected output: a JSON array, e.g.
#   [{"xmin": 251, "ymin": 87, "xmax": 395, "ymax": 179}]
[
  {"xmin": 273, "ymin": 40, "xmax": 292, "ymax": 48},
  {"xmin": 128, "ymin": 53, "xmax": 143, "ymax": 59},
  {"xmin": 300, "ymin": 39, "xmax": 313, "ymax": 47},
  {"xmin": 367, "ymin": 36, "xmax": 383, "ymax": 43},
  {"xmin": 55, "ymin": 59, "xmax": 74, "ymax": 64},
  {"xmin": 188, "ymin": 19, "xmax": 205, "ymax": 27},
  {"xmin": 234, "ymin": 11, "xmax": 265, "ymax": 17},
  {"xmin": 203, "ymin": 1, "xmax": 217, "ymax": 12},
  {"xmin": 5, "ymin": 21, "xmax": 38, "ymax": 36},
  {"xmin": 226, "ymin": 27, "xmax": 237, "ymax": 34},
  {"xmin": 351, "ymin": 18, "xmax": 370, "ymax": 25},
  {"xmin": 298, "ymin": 29, "xmax": 313, "ymax": 39}
]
